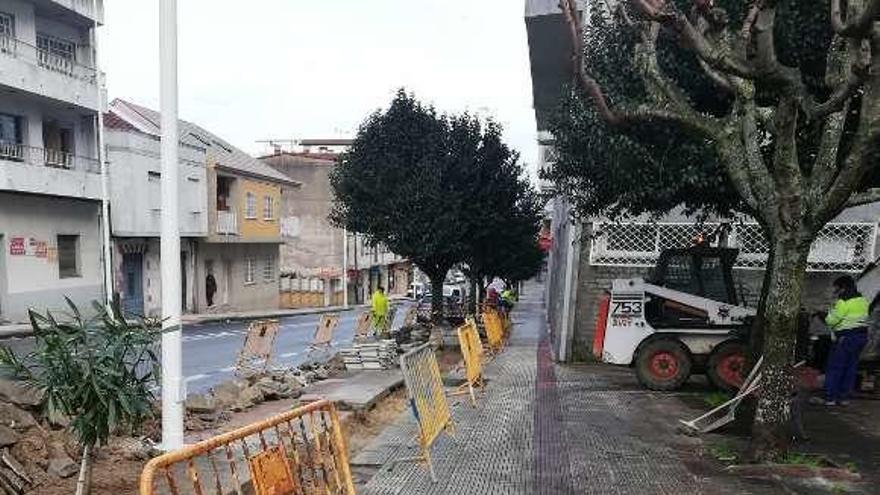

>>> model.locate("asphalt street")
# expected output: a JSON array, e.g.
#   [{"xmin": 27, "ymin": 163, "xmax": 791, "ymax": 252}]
[{"xmin": 0, "ymin": 302, "xmax": 414, "ymax": 395}]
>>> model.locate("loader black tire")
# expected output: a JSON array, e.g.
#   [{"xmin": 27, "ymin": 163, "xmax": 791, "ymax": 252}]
[
  {"xmin": 707, "ymin": 340, "xmax": 748, "ymax": 392},
  {"xmin": 635, "ymin": 338, "xmax": 692, "ymax": 391}
]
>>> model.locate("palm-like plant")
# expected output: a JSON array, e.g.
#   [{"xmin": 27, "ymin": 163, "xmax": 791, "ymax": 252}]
[{"xmin": 0, "ymin": 299, "xmax": 160, "ymax": 495}]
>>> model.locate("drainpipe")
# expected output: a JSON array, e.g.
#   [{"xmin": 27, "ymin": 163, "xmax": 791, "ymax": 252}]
[{"xmin": 92, "ymin": 0, "xmax": 112, "ymax": 305}]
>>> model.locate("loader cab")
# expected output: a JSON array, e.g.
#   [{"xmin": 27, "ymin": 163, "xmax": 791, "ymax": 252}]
[{"xmin": 649, "ymin": 247, "xmax": 740, "ymax": 306}]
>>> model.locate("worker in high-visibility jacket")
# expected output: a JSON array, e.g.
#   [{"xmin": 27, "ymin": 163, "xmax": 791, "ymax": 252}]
[
  {"xmin": 371, "ymin": 286, "xmax": 389, "ymax": 337},
  {"xmin": 820, "ymin": 275, "xmax": 870, "ymax": 406}
]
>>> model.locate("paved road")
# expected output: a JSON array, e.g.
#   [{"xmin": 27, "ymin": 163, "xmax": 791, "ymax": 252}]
[{"xmin": 0, "ymin": 302, "xmax": 414, "ymax": 395}]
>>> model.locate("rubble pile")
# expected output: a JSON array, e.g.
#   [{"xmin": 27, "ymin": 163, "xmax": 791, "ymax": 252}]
[
  {"xmin": 0, "ymin": 378, "xmax": 85, "ymax": 494},
  {"xmin": 339, "ymin": 340, "xmax": 399, "ymax": 370},
  {"xmin": 184, "ymin": 356, "xmax": 348, "ymax": 430}
]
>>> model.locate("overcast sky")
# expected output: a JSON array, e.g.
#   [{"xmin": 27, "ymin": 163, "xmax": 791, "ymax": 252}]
[{"xmin": 99, "ymin": 0, "xmax": 538, "ymax": 178}]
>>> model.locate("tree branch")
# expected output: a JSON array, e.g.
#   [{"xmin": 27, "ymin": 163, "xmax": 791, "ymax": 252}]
[
  {"xmin": 832, "ymin": 0, "xmax": 880, "ymax": 38},
  {"xmin": 846, "ymin": 188, "xmax": 880, "ymax": 207},
  {"xmin": 809, "ymin": 66, "xmax": 868, "ymax": 120},
  {"xmin": 560, "ymin": 0, "xmax": 624, "ymax": 126},
  {"xmin": 559, "ymin": 0, "xmax": 720, "ymax": 135},
  {"xmin": 630, "ymin": 0, "xmax": 756, "ymax": 79}
]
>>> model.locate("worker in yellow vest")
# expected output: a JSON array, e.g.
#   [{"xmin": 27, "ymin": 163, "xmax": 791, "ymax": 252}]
[
  {"xmin": 819, "ymin": 276, "xmax": 870, "ymax": 406},
  {"xmin": 371, "ymin": 286, "xmax": 389, "ymax": 337}
]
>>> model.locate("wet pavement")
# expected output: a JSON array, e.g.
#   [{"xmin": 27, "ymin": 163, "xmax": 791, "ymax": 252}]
[{"xmin": 352, "ymin": 282, "xmax": 879, "ymax": 494}]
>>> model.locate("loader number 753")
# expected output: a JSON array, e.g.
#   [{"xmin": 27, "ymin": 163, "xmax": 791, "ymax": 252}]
[{"xmin": 611, "ymin": 301, "xmax": 642, "ymax": 316}]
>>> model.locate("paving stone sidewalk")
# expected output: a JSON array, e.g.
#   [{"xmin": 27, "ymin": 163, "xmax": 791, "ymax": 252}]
[{"xmin": 352, "ymin": 283, "xmax": 785, "ymax": 495}]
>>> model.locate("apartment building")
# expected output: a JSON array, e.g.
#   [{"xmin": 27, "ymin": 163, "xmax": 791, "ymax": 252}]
[
  {"xmin": 0, "ymin": 0, "xmax": 104, "ymax": 322},
  {"xmin": 260, "ymin": 144, "xmax": 410, "ymax": 307},
  {"xmin": 108, "ymin": 99, "xmax": 300, "ymax": 314},
  {"xmin": 104, "ymin": 101, "xmax": 208, "ymax": 316}
]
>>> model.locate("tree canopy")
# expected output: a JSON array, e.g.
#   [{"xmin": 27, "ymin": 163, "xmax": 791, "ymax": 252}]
[{"xmin": 330, "ymin": 89, "xmax": 542, "ymax": 318}]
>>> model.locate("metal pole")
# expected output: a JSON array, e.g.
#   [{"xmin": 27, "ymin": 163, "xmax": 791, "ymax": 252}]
[
  {"xmin": 92, "ymin": 0, "xmax": 112, "ymax": 305},
  {"xmin": 160, "ymin": 0, "xmax": 183, "ymax": 451},
  {"xmin": 342, "ymin": 228, "xmax": 349, "ymax": 308}
]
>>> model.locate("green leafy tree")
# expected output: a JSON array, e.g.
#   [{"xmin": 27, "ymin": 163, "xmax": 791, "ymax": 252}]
[
  {"xmin": 331, "ymin": 90, "xmax": 531, "ymax": 320},
  {"xmin": 554, "ymin": 0, "xmax": 880, "ymax": 460},
  {"xmin": 455, "ymin": 122, "xmax": 545, "ymax": 311},
  {"xmin": 0, "ymin": 300, "xmax": 160, "ymax": 495}
]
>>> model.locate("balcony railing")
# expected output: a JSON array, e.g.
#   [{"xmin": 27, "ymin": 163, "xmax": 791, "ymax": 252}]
[
  {"xmin": 0, "ymin": 142, "xmax": 100, "ymax": 174},
  {"xmin": 0, "ymin": 35, "xmax": 97, "ymax": 83},
  {"xmin": 216, "ymin": 209, "xmax": 238, "ymax": 235}
]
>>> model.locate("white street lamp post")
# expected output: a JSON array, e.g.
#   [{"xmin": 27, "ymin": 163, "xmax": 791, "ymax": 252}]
[{"xmin": 159, "ymin": 0, "xmax": 183, "ymax": 451}]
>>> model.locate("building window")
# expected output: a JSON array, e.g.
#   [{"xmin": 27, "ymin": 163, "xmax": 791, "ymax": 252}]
[
  {"xmin": 244, "ymin": 256, "xmax": 256, "ymax": 284},
  {"xmin": 263, "ymin": 195, "xmax": 273, "ymax": 220},
  {"xmin": 0, "ymin": 113, "xmax": 23, "ymax": 160},
  {"xmin": 57, "ymin": 235, "xmax": 80, "ymax": 278},
  {"xmin": 0, "ymin": 13, "xmax": 15, "ymax": 51},
  {"xmin": 36, "ymin": 34, "xmax": 75, "ymax": 74},
  {"xmin": 263, "ymin": 255, "xmax": 275, "ymax": 282},
  {"xmin": 245, "ymin": 192, "xmax": 256, "ymax": 219}
]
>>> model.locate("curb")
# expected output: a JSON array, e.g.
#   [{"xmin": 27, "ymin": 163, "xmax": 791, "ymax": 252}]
[{"xmin": 0, "ymin": 297, "xmax": 415, "ymax": 338}]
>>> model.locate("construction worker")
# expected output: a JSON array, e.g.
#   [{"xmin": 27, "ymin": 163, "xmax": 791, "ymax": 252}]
[
  {"xmin": 500, "ymin": 288, "xmax": 515, "ymax": 315},
  {"xmin": 817, "ymin": 276, "xmax": 870, "ymax": 406},
  {"xmin": 371, "ymin": 285, "xmax": 389, "ymax": 337}
]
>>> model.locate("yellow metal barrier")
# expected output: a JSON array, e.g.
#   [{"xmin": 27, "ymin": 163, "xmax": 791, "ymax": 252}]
[
  {"xmin": 353, "ymin": 311, "xmax": 372, "ymax": 341},
  {"xmin": 235, "ymin": 320, "xmax": 280, "ymax": 375},
  {"xmin": 452, "ymin": 318, "xmax": 483, "ymax": 407},
  {"xmin": 308, "ymin": 314, "xmax": 340, "ymax": 354},
  {"xmin": 397, "ymin": 343, "xmax": 454, "ymax": 481},
  {"xmin": 139, "ymin": 399, "xmax": 355, "ymax": 495},
  {"xmin": 482, "ymin": 308, "xmax": 505, "ymax": 354}
]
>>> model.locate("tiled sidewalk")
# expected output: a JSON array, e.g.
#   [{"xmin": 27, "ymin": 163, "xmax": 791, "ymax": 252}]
[{"xmin": 352, "ymin": 283, "xmax": 783, "ymax": 495}]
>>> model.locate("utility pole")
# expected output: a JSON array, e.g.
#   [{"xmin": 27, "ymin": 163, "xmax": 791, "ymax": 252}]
[
  {"xmin": 92, "ymin": 0, "xmax": 112, "ymax": 305},
  {"xmin": 160, "ymin": 0, "xmax": 183, "ymax": 451},
  {"xmin": 342, "ymin": 228, "xmax": 349, "ymax": 308}
]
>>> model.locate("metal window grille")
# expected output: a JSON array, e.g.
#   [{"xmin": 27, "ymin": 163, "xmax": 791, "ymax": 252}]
[
  {"xmin": 590, "ymin": 221, "xmax": 877, "ymax": 273},
  {"xmin": 245, "ymin": 192, "xmax": 256, "ymax": 218},
  {"xmin": 245, "ymin": 256, "xmax": 255, "ymax": 284},
  {"xmin": 263, "ymin": 195, "xmax": 273, "ymax": 220},
  {"xmin": 263, "ymin": 255, "xmax": 275, "ymax": 282}
]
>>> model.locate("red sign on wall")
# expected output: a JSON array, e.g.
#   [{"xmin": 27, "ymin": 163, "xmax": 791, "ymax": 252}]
[{"xmin": 9, "ymin": 237, "xmax": 25, "ymax": 255}]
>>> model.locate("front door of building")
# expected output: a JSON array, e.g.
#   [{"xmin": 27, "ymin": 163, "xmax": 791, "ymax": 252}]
[{"xmin": 122, "ymin": 253, "xmax": 144, "ymax": 316}]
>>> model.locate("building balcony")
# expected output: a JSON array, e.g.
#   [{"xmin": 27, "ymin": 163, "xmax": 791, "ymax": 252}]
[
  {"xmin": 0, "ymin": 35, "xmax": 100, "ymax": 111},
  {"xmin": 216, "ymin": 209, "xmax": 238, "ymax": 235},
  {"xmin": 41, "ymin": 0, "xmax": 104, "ymax": 24},
  {"xmin": 0, "ymin": 142, "xmax": 101, "ymax": 200}
]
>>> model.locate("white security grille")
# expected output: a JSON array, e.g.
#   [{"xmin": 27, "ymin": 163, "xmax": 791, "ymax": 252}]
[{"xmin": 590, "ymin": 221, "xmax": 878, "ymax": 272}]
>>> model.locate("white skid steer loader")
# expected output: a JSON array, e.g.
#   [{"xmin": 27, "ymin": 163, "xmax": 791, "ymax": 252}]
[{"xmin": 593, "ymin": 247, "xmax": 756, "ymax": 391}]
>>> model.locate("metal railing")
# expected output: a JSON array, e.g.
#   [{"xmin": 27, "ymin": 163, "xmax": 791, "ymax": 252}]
[
  {"xmin": 216, "ymin": 210, "xmax": 238, "ymax": 235},
  {"xmin": 589, "ymin": 221, "xmax": 879, "ymax": 273},
  {"xmin": 0, "ymin": 141, "xmax": 100, "ymax": 173},
  {"xmin": 0, "ymin": 34, "xmax": 97, "ymax": 83}
]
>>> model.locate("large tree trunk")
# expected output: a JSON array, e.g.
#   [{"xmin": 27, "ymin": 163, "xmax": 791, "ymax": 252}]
[
  {"xmin": 429, "ymin": 274, "xmax": 445, "ymax": 323},
  {"xmin": 469, "ymin": 277, "xmax": 478, "ymax": 316},
  {"xmin": 748, "ymin": 235, "xmax": 811, "ymax": 461}
]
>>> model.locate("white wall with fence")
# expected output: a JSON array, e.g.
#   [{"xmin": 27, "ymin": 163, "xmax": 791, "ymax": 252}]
[{"xmin": 589, "ymin": 221, "xmax": 878, "ymax": 273}]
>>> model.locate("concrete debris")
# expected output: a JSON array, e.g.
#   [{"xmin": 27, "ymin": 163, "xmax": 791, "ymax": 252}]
[
  {"xmin": 0, "ymin": 427, "xmax": 19, "ymax": 449},
  {"xmin": 0, "ymin": 405, "xmax": 35, "ymax": 431},
  {"xmin": 185, "ymin": 393, "xmax": 219, "ymax": 414},
  {"xmin": 46, "ymin": 443, "xmax": 77, "ymax": 479},
  {"xmin": 0, "ymin": 379, "xmax": 43, "ymax": 409}
]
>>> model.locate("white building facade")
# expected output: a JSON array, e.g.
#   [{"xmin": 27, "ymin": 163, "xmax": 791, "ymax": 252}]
[
  {"xmin": 104, "ymin": 105, "xmax": 208, "ymax": 317},
  {"xmin": 0, "ymin": 0, "xmax": 104, "ymax": 322}
]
